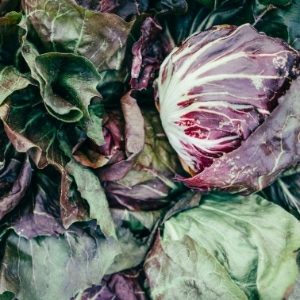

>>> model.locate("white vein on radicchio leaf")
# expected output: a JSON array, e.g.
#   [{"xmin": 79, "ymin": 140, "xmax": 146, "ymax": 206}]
[{"xmin": 157, "ymin": 24, "xmax": 300, "ymax": 192}]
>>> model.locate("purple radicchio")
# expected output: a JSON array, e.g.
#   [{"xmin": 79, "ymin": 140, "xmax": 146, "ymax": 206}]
[{"xmin": 157, "ymin": 24, "xmax": 300, "ymax": 193}]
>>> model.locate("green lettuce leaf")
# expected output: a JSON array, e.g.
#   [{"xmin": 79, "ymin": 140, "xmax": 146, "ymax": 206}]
[
  {"xmin": 35, "ymin": 52, "xmax": 104, "ymax": 145},
  {"xmin": 22, "ymin": 0, "xmax": 135, "ymax": 72},
  {"xmin": 0, "ymin": 226, "xmax": 121, "ymax": 300},
  {"xmin": 1, "ymin": 86, "xmax": 115, "ymax": 235},
  {"xmin": 145, "ymin": 193, "xmax": 300, "ymax": 299}
]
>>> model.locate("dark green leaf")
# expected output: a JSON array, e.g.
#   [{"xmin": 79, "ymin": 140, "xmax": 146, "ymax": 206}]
[
  {"xmin": 22, "ymin": 0, "xmax": 135, "ymax": 72},
  {"xmin": 254, "ymin": 0, "xmax": 300, "ymax": 50},
  {"xmin": 0, "ymin": 228, "xmax": 121, "ymax": 300},
  {"xmin": 35, "ymin": 52, "xmax": 104, "ymax": 145}
]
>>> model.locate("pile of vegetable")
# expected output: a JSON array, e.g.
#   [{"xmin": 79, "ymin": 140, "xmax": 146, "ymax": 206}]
[{"xmin": 0, "ymin": 0, "xmax": 300, "ymax": 299}]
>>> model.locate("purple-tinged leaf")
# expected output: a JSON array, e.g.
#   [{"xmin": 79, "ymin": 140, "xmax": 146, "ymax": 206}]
[
  {"xmin": 95, "ymin": 91, "xmax": 145, "ymax": 181},
  {"xmin": 71, "ymin": 268, "xmax": 148, "ymax": 300},
  {"xmin": 157, "ymin": 24, "xmax": 300, "ymax": 192},
  {"xmin": 177, "ymin": 76, "xmax": 300, "ymax": 193},
  {"xmin": 0, "ymin": 154, "xmax": 32, "ymax": 220},
  {"xmin": 9, "ymin": 168, "xmax": 66, "ymax": 238},
  {"xmin": 0, "ymin": 87, "xmax": 90, "ymax": 228},
  {"xmin": 100, "ymin": 0, "xmax": 149, "ymax": 20},
  {"xmin": 102, "ymin": 107, "xmax": 185, "ymax": 211},
  {"xmin": 130, "ymin": 17, "xmax": 172, "ymax": 91}
]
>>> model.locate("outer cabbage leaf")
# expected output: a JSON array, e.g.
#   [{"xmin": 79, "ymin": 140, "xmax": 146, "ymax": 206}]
[
  {"xmin": 22, "ymin": 0, "xmax": 134, "ymax": 73},
  {"xmin": 0, "ymin": 226, "xmax": 121, "ymax": 300},
  {"xmin": 144, "ymin": 192, "xmax": 300, "ymax": 300}
]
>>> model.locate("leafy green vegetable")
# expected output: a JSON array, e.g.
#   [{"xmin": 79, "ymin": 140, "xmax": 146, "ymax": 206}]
[
  {"xmin": 22, "ymin": 0, "xmax": 135, "ymax": 72},
  {"xmin": 145, "ymin": 193, "xmax": 300, "ymax": 299},
  {"xmin": 0, "ymin": 0, "xmax": 300, "ymax": 298},
  {"xmin": 0, "ymin": 227, "xmax": 121, "ymax": 300}
]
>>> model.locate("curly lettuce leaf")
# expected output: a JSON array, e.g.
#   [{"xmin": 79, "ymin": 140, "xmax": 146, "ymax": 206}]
[
  {"xmin": 1, "ymin": 87, "xmax": 115, "ymax": 235},
  {"xmin": 35, "ymin": 52, "xmax": 104, "ymax": 145}
]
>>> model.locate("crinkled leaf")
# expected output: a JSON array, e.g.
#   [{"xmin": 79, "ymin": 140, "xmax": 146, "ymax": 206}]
[
  {"xmin": 96, "ymin": 91, "xmax": 145, "ymax": 181},
  {"xmin": 35, "ymin": 53, "xmax": 104, "ymax": 145},
  {"xmin": 130, "ymin": 17, "xmax": 172, "ymax": 91},
  {"xmin": 0, "ymin": 87, "xmax": 91, "ymax": 227},
  {"xmin": 22, "ymin": 0, "xmax": 135, "ymax": 72},
  {"xmin": 145, "ymin": 193, "xmax": 300, "ymax": 299},
  {"xmin": 0, "ymin": 227, "xmax": 121, "ymax": 300}
]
